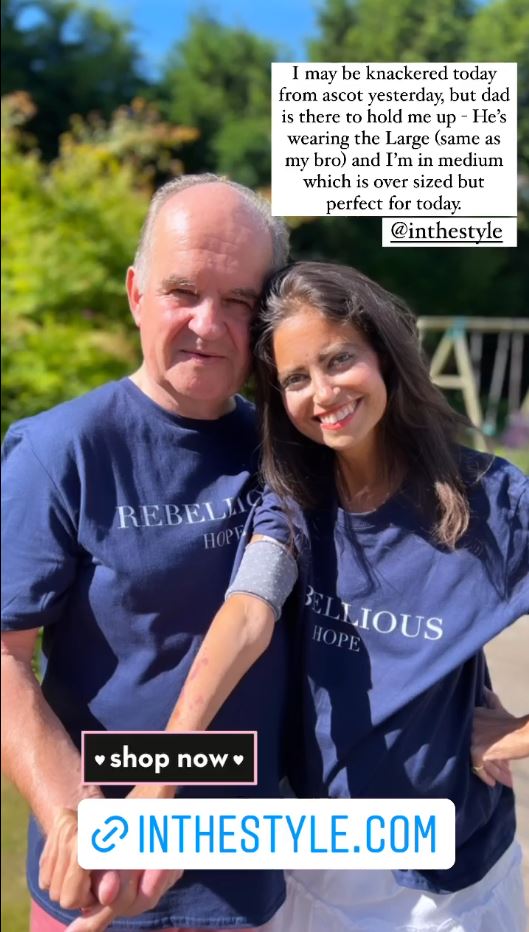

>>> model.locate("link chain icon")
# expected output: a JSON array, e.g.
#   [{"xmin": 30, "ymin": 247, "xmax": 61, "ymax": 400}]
[{"xmin": 91, "ymin": 815, "xmax": 129, "ymax": 853}]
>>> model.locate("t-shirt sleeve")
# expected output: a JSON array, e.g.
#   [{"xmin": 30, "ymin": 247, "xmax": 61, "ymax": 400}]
[
  {"xmin": 507, "ymin": 485, "xmax": 529, "ymax": 617},
  {"xmin": 225, "ymin": 485, "xmax": 305, "ymax": 617},
  {"xmin": 251, "ymin": 485, "xmax": 304, "ymax": 551},
  {"xmin": 1, "ymin": 428, "xmax": 81, "ymax": 630}
]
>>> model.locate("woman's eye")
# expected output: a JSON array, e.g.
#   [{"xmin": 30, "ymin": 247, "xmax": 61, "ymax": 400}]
[
  {"xmin": 331, "ymin": 351, "xmax": 354, "ymax": 368},
  {"xmin": 282, "ymin": 373, "xmax": 307, "ymax": 390}
]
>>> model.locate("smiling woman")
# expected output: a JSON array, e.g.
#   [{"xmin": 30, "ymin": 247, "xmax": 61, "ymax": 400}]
[
  {"xmin": 272, "ymin": 308, "xmax": 389, "ymax": 512},
  {"xmin": 254, "ymin": 262, "xmax": 473, "ymax": 539}
]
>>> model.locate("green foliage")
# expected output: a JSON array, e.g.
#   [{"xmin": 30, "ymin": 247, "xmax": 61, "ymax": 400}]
[
  {"xmin": 466, "ymin": 0, "xmax": 529, "ymax": 176},
  {"xmin": 310, "ymin": 0, "xmax": 476, "ymax": 62},
  {"xmin": 2, "ymin": 313, "xmax": 137, "ymax": 434},
  {"xmin": 1, "ymin": 0, "xmax": 147, "ymax": 158},
  {"xmin": 3, "ymin": 100, "xmax": 145, "ymax": 322},
  {"xmin": 160, "ymin": 14, "xmax": 285, "ymax": 186},
  {"xmin": 1, "ymin": 93, "xmax": 196, "ymax": 433},
  {"xmin": 292, "ymin": 0, "xmax": 529, "ymax": 317},
  {"xmin": 309, "ymin": 0, "xmax": 528, "ymax": 173},
  {"xmin": 1, "ymin": 779, "xmax": 29, "ymax": 932}
]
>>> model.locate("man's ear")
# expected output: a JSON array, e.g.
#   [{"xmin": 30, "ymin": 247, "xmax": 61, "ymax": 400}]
[{"xmin": 126, "ymin": 266, "xmax": 142, "ymax": 327}]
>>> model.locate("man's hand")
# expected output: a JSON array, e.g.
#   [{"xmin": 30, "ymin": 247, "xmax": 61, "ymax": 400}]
[
  {"xmin": 39, "ymin": 809, "xmax": 121, "ymax": 911},
  {"xmin": 40, "ymin": 797, "xmax": 183, "ymax": 931},
  {"xmin": 39, "ymin": 809, "xmax": 93, "ymax": 910},
  {"xmin": 67, "ymin": 868, "xmax": 183, "ymax": 932},
  {"xmin": 471, "ymin": 688, "xmax": 529, "ymax": 788},
  {"xmin": 127, "ymin": 782, "xmax": 176, "ymax": 801}
]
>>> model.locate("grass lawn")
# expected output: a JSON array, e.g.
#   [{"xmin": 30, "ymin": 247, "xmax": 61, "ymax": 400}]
[{"xmin": 1, "ymin": 778, "xmax": 29, "ymax": 932}]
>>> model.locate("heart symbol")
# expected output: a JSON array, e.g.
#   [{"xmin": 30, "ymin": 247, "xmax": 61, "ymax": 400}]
[
  {"xmin": 95, "ymin": 755, "xmax": 105, "ymax": 765},
  {"xmin": 233, "ymin": 755, "xmax": 244, "ymax": 766}
]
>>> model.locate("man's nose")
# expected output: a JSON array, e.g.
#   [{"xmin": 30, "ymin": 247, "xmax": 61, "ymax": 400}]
[{"xmin": 188, "ymin": 299, "xmax": 225, "ymax": 340}]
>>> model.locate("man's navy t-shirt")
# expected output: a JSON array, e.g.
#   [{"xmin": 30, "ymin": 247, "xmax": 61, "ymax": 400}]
[
  {"xmin": 252, "ymin": 450, "xmax": 528, "ymax": 893},
  {"xmin": 1, "ymin": 378, "xmax": 287, "ymax": 929}
]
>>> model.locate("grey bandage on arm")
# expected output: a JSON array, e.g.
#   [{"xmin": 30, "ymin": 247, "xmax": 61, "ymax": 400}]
[{"xmin": 225, "ymin": 539, "xmax": 299, "ymax": 621}]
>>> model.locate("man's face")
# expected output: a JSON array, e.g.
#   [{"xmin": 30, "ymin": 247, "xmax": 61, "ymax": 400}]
[{"xmin": 127, "ymin": 184, "xmax": 274, "ymax": 419}]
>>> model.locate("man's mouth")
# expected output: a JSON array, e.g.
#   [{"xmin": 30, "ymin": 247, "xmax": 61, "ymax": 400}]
[
  {"xmin": 316, "ymin": 399, "xmax": 361, "ymax": 430},
  {"xmin": 180, "ymin": 349, "xmax": 223, "ymax": 361}
]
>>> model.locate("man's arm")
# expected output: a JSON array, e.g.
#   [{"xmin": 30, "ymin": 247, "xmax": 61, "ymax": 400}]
[
  {"xmin": 53, "ymin": 592, "xmax": 275, "ymax": 932},
  {"xmin": 3, "ymin": 628, "xmax": 182, "ymax": 920},
  {"xmin": 1, "ymin": 627, "xmax": 110, "ymax": 910},
  {"xmin": 1, "ymin": 628, "xmax": 103, "ymax": 835}
]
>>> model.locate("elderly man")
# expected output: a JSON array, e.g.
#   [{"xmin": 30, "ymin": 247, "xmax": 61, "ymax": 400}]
[{"xmin": 1, "ymin": 175, "xmax": 289, "ymax": 931}]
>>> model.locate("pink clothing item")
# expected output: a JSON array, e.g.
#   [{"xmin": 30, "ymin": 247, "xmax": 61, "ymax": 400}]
[{"xmin": 31, "ymin": 900, "xmax": 253, "ymax": 932}]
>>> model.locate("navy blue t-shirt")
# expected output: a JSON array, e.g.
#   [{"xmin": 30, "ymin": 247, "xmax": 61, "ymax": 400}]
[
  {"xmin": 252, "ymin": 450, "xmax": 528, "ymax": 893},
  {"xmin": 1, "ymin": 378, "xmax": 287, "ymax": 929}
]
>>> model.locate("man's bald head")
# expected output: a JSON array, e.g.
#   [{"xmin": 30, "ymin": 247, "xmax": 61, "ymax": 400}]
[{"xmin": 134, "ymin": 174, "xmax": 289, "ymax": 288}]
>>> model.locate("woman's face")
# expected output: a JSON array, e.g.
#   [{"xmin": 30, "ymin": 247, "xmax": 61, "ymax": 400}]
[{"xmin": 272, "ymin": 305, "xmax": 388, "ymax": 467}]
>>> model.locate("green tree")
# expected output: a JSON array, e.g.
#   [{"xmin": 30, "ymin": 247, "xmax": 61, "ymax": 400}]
[
  {"xmin": 1, "ymin": 0, "xmax": 147, "ymax": 157},
  {"xmin": 466, "ymin": 0, "xmax": 529, "ymax": 168},
  {"xmin": 160, "ymin": 14, "xmax": 285, "ymax": 186},
  {"xmin": 310, "ymin": 0, "xmax": 476, "ymax": 61},
  {"xmin": 292, "ymin": 0, "xmax": 528, "ymax": 320},
  {"xmin": 2, "ymin": 93, "xmax": 195, "ymax": 432}
]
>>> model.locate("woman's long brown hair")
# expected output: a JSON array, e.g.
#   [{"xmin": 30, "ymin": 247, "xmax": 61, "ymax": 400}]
[{"xmin": 253, "ymin": 261, "xmax": 477, "ymax": 549}]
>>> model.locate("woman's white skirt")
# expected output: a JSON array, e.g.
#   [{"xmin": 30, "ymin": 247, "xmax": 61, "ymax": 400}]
[{"xmin": 260, "ymin": 840, "xmax": 527, "ymax": 931}]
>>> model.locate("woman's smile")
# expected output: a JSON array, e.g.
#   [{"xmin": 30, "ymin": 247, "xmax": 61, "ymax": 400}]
[{"xmin": 315, "ymin": 398, "xmax": 362, "ymax": 430}]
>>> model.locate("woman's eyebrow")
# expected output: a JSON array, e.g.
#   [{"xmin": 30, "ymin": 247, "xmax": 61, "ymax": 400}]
[
  {"xmin": 276, "ymin": 361, "xmax": 307, "ymax": 385},
  {"xmin": 318, "ymin": 341, "xmax": 353, "ymax": 358}
]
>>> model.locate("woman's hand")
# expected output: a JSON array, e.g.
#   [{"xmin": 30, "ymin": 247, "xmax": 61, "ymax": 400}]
[{"xmin": 471, "ymin": 688, "xmax": 529, "ymax": 788}]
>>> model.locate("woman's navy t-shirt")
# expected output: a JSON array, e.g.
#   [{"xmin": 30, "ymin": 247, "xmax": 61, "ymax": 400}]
[{"xmin": 252, "ymin": 450, "xmax": 528, "ymax": 893}]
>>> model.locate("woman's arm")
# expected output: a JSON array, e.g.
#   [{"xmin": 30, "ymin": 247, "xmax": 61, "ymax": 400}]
[
  {"xmin": 165, "ymin": 591, "xmax": 276, "ymax": 734},
  {"xmin": 162, "ymin": 532, "xmax": 296, "ymax": 734},
  {"xmin": 472, "ymin": 706, "xmax": 529, "ymax": 762}
]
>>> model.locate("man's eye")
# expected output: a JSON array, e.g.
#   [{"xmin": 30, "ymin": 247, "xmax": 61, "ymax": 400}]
[
  {"xmin": 172, "ymin": 289, "xmax": 196, "ymax": 298},
  {"xmin": 226, "ymin": 297, "xmax": 253, "ymax": 312}
]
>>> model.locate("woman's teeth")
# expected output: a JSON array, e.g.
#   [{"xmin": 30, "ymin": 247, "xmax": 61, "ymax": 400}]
[{"xmin": 319, "ymin": 400, "xmax": 359, "ymax": 425}]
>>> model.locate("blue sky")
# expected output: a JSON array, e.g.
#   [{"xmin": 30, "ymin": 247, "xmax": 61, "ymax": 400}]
[{"xmin": 101, "ymin": 1, "xmax": 318, "ymax": 77}]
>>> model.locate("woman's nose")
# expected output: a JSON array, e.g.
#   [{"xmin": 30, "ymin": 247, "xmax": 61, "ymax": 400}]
[{"xmin": 312, "ymin": 374, "xmax": 339, "ymax": 406}]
